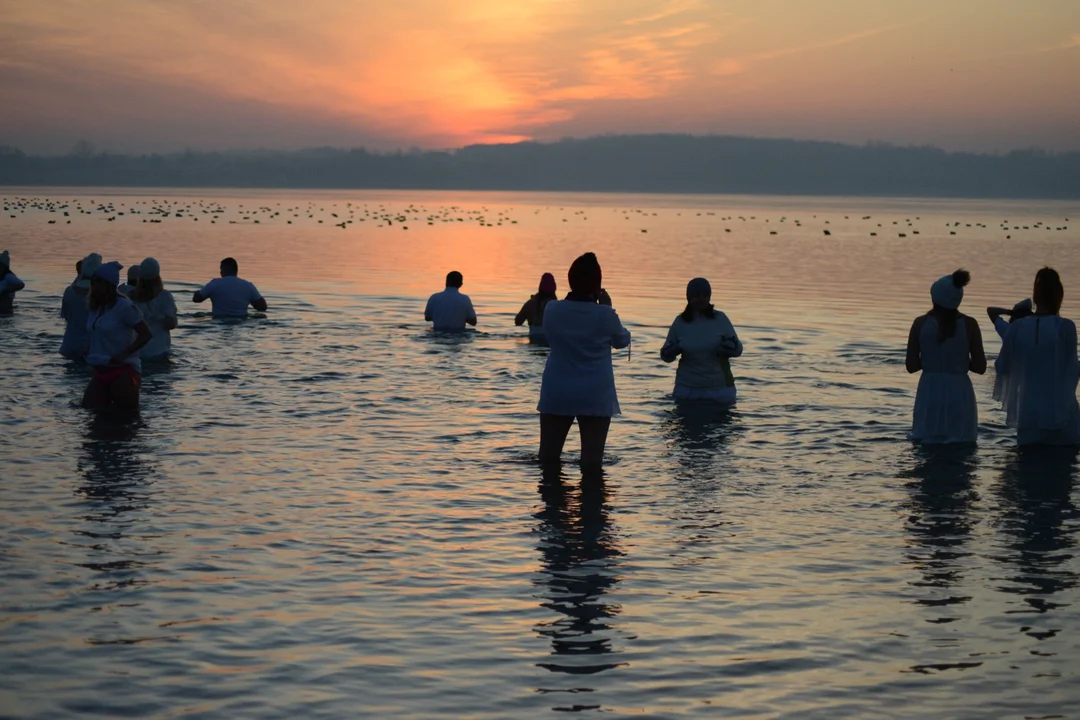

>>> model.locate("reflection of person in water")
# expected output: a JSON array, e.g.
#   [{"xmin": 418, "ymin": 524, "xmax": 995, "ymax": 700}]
[
  {"xmin": 901, "ymin": 446, "xmax": 978, "ymax": 610},
  {"xmin": 533, "ymin": 468, "xmax": 625, "ymax": 677},
  {"xmin": 995, "ymin": 448, "xmax": 1079, "ymax": 600}
]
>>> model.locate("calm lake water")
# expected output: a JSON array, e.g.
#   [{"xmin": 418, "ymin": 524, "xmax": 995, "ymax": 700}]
[{"xmin": 2, "ymin": 188, "xmax": 1080, "ymax": 718}]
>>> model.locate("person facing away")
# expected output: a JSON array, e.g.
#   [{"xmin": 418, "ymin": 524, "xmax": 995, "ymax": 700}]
[
  {"xmin": 995, "ymin": 267, "xmax": 1080, "ymax": 446},
  {"xmin": 906, "ymin": 269, "xmax": 987, "ymax": 444},
  {"xmin": 425, "ymin": 271, "xmax": 477, "ymax": 332},
  {"xmin": 192, "ymin": 257, "xmax": 267, "ymax": 318},
  {"xmin": 82, "ymin": 261, "xmax": 152, "ymax": 409},
  {"xmin": 0, "ymin": 250, "xmax": 26, "ymax": 315},
  {"xmin": 538, "ymin": 252, "xmax": 631, "ymax": 471},
  {"xmin": 661, "ymin": 277, "xmax": 744, "ymax": 403},
  {"xmin": 515, "ymin": 272, "xmax": 558, "ymax": 344},
  {"xmin": 117, "ymin": 264, "xmax": 140, "ymax": 298},
  {"xmin": 131, "ymin": 257, "xmax": 178, "ymax": 361},
  {"xmin": 61, "ymin": 253, "xmax": 100, "ymax": 358}
]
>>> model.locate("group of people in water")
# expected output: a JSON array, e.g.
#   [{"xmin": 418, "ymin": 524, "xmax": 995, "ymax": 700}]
[
  {"xmin": 2, "ymin": 246, "xmax": 1077, "ymax": 470},
  {"xmin": 4, "ymin": 251, "xmax": 266, "ymax": 409}
]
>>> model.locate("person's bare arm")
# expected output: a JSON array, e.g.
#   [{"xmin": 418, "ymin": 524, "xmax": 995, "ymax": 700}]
[
  {"xmin": 987, "ymin": 306, "xmax": 1009, "ymax": 323},
  {"xmin": 192, "ymin": 291, "xmax": 207, "ymax": 303},
  {"xmin": 251, "ymin": 297, "xmax": 268, "ymax": 312},
  {"xmin": 110, "ymin": 321, "xmax": 152, "ymax": 365},
  {"xmin": 905, "ymin": 316, "xmax": 924, "ymax": 374},
  {"xmin": 967, "ymin": 315, "xmax": 987, "ymax": 374},
  {"xmin": 164, "ymin": 316, "xmax": 179, "ymax": 330}
]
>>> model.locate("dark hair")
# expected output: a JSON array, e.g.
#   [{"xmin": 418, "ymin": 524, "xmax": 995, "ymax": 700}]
[
  {"xmin": 221, "ymin": 257, "xmax": 239, "ymax": 275},
  {"xmin": 446, "ymin": 271, "xmax": 463, "ymax": 288},
  {"xmin": 933, "ymin": 269, "xmax": 971, "ymax": 342},
  {"xmin": 568, "ymin": 252, "xmax": 602, "ymax": 295},
  {"xmin": 680, "ymin": 302, "xmax": 717, "ymax": 323},
  {"xmin": 1034, "ymin": 266, "xmax": 1064, "ymax": 315},
  {"xmin": 133, "ymin": 275, "xmax": 164, "ymax": 303},
  {"xmin": 87, "ymin": 277, "xmax": 117, "ymax": 311},
  {"xmin": 76, "ymin": 260, "xmax": 83, "ymax": 274}
]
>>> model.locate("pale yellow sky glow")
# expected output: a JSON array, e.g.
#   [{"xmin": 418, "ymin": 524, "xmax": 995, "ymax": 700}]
[{"xmin": 0, "ymin": 0, "xmax": 1077, "ymax": 153}]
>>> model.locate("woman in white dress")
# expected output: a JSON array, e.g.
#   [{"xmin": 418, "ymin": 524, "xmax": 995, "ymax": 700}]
[
  {"xmin": 906, "ymin": 270, "xmax": 986, "ymax": 443},
  {"xmin": 995, "ymin": 267, "xmax": 1080, "ymax": 446},
  {"xmin": 538, "ymin": 253, "xmax": 631, "ymax": 471},
  {"xmin": 661, "ymin": 277, "xmax": 743, "ymax": 403},
  {"xmin": 131, "ymin": 257, "xmax": 178, "ymax": 361},
  {"xmin": 82, "ymin": 261, "xmax": 152, "ymax": 409}
]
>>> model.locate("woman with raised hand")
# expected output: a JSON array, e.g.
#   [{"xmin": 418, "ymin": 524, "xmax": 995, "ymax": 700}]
[
  {"xmin": 906, "ymin": 269, "xmax": 986, "ymax": 444},
  {"xmin": 131, "ymin": 257, "xmax": 178, "ymax": 362},
  {"xmin": 82, "ymin": 261, "xmax": 152, "ymax": 410},
  {"xmin": 515, "ymin": 272, "xmax": 558, "ymax": 344},
  {"xmin": 661, "ymin": 277, "xmax": 743, "ymax": 403},
  {"xmin": 995, "ymin": 267, "xmax": 1080, "ymax": 446},
  {"xmin": 537, "ymin": 253, "xmax": 631, "ymax": 472}
]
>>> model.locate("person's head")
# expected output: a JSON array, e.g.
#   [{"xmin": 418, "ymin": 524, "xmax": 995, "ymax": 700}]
[
  {"xmin": 88, "ymin": 261, "xmax": 122, "ymax": 310},
  {"xmin": 538, "ymin": 272, "xmax": 557, "ymax": 297},
  {"xmin": 1011, "ymin": 298, "xmax": 1033, "ymax": 320},
  {"xmin": 126, "ymin": 264, "xmax": 141, "ymax": 287},
  {"xmin": 134, "ymin": 257, "xmax": 163, "ymax": 302},
  {"xmin": 220, "ymin": 257, "xmax": 239, "ymax": 277},
  {"xmin": 930, "ymin": 269, "xmax": 970, "ymax": 342},
  {"xmin": 681, "ymin": 277, "xmax": 715, "ymax": 322},
  {"xmin": 75, "ymin": 259, "xmax": 83, "ymax": 276},
  {"xmin": 568, "ymin": 252, "xmax": 602, "ymax": 297},
  {"xmin": 0, "ymin": 250, "xmax": 9, "ymax": 275},
  {"xmin": 76, "ymin": 253, "xmax": 102, "ymax": 291},
  {"xmin": 1033, "ymin": 266, "xmax": 1064, "ymax": 315},
  {"xmin": 930, "ymin": 269, "xmax": 970, "ymax": 311},
  {"xmin": 445, "ymin": 271, "xmax": 464, "ymax": 289}
]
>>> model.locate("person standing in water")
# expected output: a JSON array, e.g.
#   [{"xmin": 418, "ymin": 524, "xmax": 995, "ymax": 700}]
[
  {"xmin": 906, "ymin": 269, "xmax": 986, "ymax": 444},
  {"xmin": 131, "ymin": 257, "xmax": 177, "ymax": 362},
  {"xmin": 995, "ymin": 267, "xmax": 1080, "ymax": 446},
  {"xmin": 661, "ymin": 277, "xmax": 743, "ymax": 403},
  {"xmin": 83, "ymin": 261, "xmax": 152, "ymax": 409},
  {"xmin": 425, "ymin": 271, "xmax": 477, "ymax": 332},
  {"xmin": 0, "ymin": 251, "xmax": 25, "ymax": 315},
  {"xmin": 515, "ymin": 273, "xmax": 558, "ymax": 344},
  {"xmin": 193, "ymin": 257, "xmax": 267, "ymax": 318},
  {"xmin": 988, "ymin": 298, "xmax": 1033, "ymax": 339},
  {"xmin": 538, "ymin": 252, "xmax": 631, "ymax": 471},
  {"xmin": 61, "ymin": 254, "xmax": 100, "ymax": 359}
]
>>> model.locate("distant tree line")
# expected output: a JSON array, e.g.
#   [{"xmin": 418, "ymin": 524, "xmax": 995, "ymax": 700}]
[{"xmin": 0, "ymin": 135, "xmax": 1077, "ymax": 198}]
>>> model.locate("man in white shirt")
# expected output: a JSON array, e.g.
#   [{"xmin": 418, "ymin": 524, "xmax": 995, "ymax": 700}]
[
  {"xmin": 192, "ymin": 257, "xmax": 268, "ymax": 318},
  {"xmin": 425, "ymin": 271, "xmax": 477, "ymax": 332}
]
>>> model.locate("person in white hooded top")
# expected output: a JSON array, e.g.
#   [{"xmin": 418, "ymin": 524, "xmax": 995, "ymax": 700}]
[
  {"xmin": 82, "ymin": 261, "xmax": 152, "ymax": 409},
  {"xmin": 995, "ymin": 267, "xmax": 1080, "ymax": 446},
  {"xmin": 661, "ymin": 277, "xmax": 743, "ymax": 403},
  {"xmin": 906, "ymin": 269, "xmax": 986, "ymax": 444}
]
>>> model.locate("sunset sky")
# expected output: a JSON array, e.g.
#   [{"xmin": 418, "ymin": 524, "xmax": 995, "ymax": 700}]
[{"xmin": 1, "ymin": 0, "xmax": 1077, "ymax": 154}]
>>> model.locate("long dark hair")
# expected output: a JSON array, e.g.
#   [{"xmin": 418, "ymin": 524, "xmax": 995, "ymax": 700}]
[
  {"xmin": 133, "ymin": 276, "xmax": 163, "ymax": 303},
  {"xmin": 932, "ymin": 269, "xmax": 970, "ymax": 342},
  {"xmin": 1034, "ymin": 266, "xmax": 1064, "ymax": 315},
  {"xmin": 680, "ymin": 302, "xmax": 717, "ymax": 323}
]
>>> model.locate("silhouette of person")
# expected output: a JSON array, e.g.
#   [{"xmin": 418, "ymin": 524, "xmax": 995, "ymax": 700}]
[
  {"xmin": 661, "ymin": 277, "xmax": 743, "ymax": 403},
  {"xmin": 425, "ymin": 270, "xmax": 477, "ymax": 332},
  {"xmin": 192, "ymin": 257, "xmax": 267, "ymax": 317},
  {"xmin": 0, "ymin": 249, "xmax": 26, "ymax": 315},
  {"xmin": 906, "ymin": 269, "xmax": 986, "ymax": 444},
  {"xmin": 516, "ymin": 273, "xmax": 557, "ymax": 345}
]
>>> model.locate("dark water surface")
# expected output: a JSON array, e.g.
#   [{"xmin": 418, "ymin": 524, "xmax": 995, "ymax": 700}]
[{"xmin": 2, "ymin": 189, "xmax": 1080, "ymax": 718}]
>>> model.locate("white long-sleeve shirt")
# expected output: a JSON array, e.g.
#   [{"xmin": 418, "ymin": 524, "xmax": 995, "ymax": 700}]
[{"xmin": 661, "ymin": 311, "xmax": 742, "ymax": 389}]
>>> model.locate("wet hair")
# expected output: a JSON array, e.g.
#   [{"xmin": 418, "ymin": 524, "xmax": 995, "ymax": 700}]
[
  {"xmin": 87, "ymin": 277, "xmax": 117, "ymax": 311},
  {"xmin": 680, "ymin": 302, "xmax": 717, "ymax": 323},
  {"xmin": 934, "ymin": 269, "xmax": 970, "ymax": 342},
  {"xmin": 446, "ymin": 271, "xmax": 463, "ymax": 288},
  {"xmin": 133, "ymin": 275, "xmax": 164, "ymax": 303},
  {"xmin": 221, "ymin": 257, "xmax": 239, "ymax": 276},
  {"xmin": 568, "ymin": 252, "xmax": 602, "ymax": 295},
  {"xmin": 1034, "ymin": 266, "xmax": 1064, "ymax": 315},
  {"xmin": 76, "ymin": 260, "xmax": 83, "ymax": 274}
]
